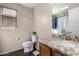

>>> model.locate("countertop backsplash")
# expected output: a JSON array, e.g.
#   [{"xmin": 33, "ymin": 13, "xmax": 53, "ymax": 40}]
[{"xmin": 52, "ymin": 34, "xmax": 79, "ymax": 42}]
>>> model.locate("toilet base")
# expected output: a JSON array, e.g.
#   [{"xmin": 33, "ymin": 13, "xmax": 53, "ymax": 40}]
[{"xmin": 24, "ymin": 47, "xmax": 33, "ymax": 53}]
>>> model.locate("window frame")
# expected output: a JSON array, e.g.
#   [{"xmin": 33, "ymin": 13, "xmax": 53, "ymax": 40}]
[{"xmin": 0, "ymin": 6, "xmax": 17, "ymax": 29}]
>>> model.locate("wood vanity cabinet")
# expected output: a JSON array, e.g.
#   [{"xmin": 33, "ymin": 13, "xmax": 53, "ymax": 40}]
[
  {"xmin": 39, "ymin": 42, "xmax": 65, "ymax": 56},
  {"xmin": 39, "ymin": 42, "xmax": 51, "ymax": 56}
]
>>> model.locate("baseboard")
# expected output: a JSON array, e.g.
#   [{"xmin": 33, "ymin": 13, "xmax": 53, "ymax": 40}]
[{"xmin": 0, "ymin": 47, "xmax": 23, "ymax": 55}]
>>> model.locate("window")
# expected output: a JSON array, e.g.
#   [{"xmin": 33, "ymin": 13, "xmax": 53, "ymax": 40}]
[{"xmin": 0, "ymin": 7, "xmax": 17, "ymax": 29}]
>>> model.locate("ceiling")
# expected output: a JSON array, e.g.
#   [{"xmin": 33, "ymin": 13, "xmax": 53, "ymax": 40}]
[
  {"xmin": 19, "ymin": 3, "xmax": 38, "ymax": 8},
  {"xmin": 19, "ymin": 3, "xmax": 69, "ymax": 9},
  {"xmin": 19, "ymin": 3, "xmax": 78, "ymax": 10}
]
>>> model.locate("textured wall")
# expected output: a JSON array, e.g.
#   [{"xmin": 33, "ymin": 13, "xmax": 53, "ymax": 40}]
[
  {"xmin": 33, "ymin": 3, "xmax": 52, "ymax": 40},
  {"xmin": 0, "ymin": 3, "xmax": 33, "ymax": 53}
]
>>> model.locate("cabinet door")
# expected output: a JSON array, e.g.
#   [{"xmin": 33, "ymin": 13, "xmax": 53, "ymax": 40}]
[
  {"xmin": 39, "ymin": 43, "xmax": 51, "ymax": 56},
  {"xmin": 52, "ymin": 48, "xmax": 64, "ymax": 56},
  {"xmin": 52, "ymin": 52, "xmax": 62, "ymax": 56},
  {"xmin": 52, "ymin": 50, "xmax": 62, "ymax": 56}
]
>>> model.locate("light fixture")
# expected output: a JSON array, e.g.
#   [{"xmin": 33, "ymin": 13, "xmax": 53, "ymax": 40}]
[{"xmin": 52, "ymin": 6, "xmax": 68, "ymax": 14}]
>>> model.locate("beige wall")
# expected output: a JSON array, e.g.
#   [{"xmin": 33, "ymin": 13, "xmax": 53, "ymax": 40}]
[
  {"xmin": 0, "ymin": 3, "xmax": 33, "ymax": 53},
  {"xmin": 33, "ymin": 3, "xmax": 52, "ymax": 40}
]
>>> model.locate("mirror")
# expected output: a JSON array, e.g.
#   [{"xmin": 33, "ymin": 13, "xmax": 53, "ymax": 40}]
[
  {"xmin": 52, "ymin": 4, "xmax": 68, "ymax": 34},
  {"xmin": 52, "ymin": 3, "xmax": 79, "ymax": 36},
  {"xmin": 68, "ymin": 6, "xmax": 79, "ymax": 36}
]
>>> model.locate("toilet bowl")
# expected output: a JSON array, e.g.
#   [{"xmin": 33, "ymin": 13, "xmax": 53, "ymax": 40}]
[
  {"xmin": 23, "ymin": 41, "xmax": 34, "ymax": 53},
  {"xmin": 23, "ymin": 34, "xmax": 37, "ymax": 53}
]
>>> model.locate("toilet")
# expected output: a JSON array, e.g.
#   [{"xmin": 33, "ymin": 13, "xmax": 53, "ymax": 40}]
[
  {"xmin": 23, "ymin": 41, "xmax": 34, "ymax": 53},
  {"xmin": 23, "ymin": 33, "xmax": 37, "ymax": 53}
]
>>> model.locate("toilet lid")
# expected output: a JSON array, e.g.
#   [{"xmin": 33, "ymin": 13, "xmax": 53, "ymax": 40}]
[{"xmin": 23, "ymin": 41, "xmax": 33, "ymax": 47}]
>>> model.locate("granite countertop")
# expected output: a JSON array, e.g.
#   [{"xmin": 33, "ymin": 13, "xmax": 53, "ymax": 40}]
[{"xmin": 39, "ymin": 38, "xmax": 79, "ymax": 56}]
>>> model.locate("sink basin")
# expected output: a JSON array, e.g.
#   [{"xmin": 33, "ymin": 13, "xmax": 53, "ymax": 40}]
[{"xmin": 48, "ymin": 40, "xmax": 75, "ymax": 48}]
